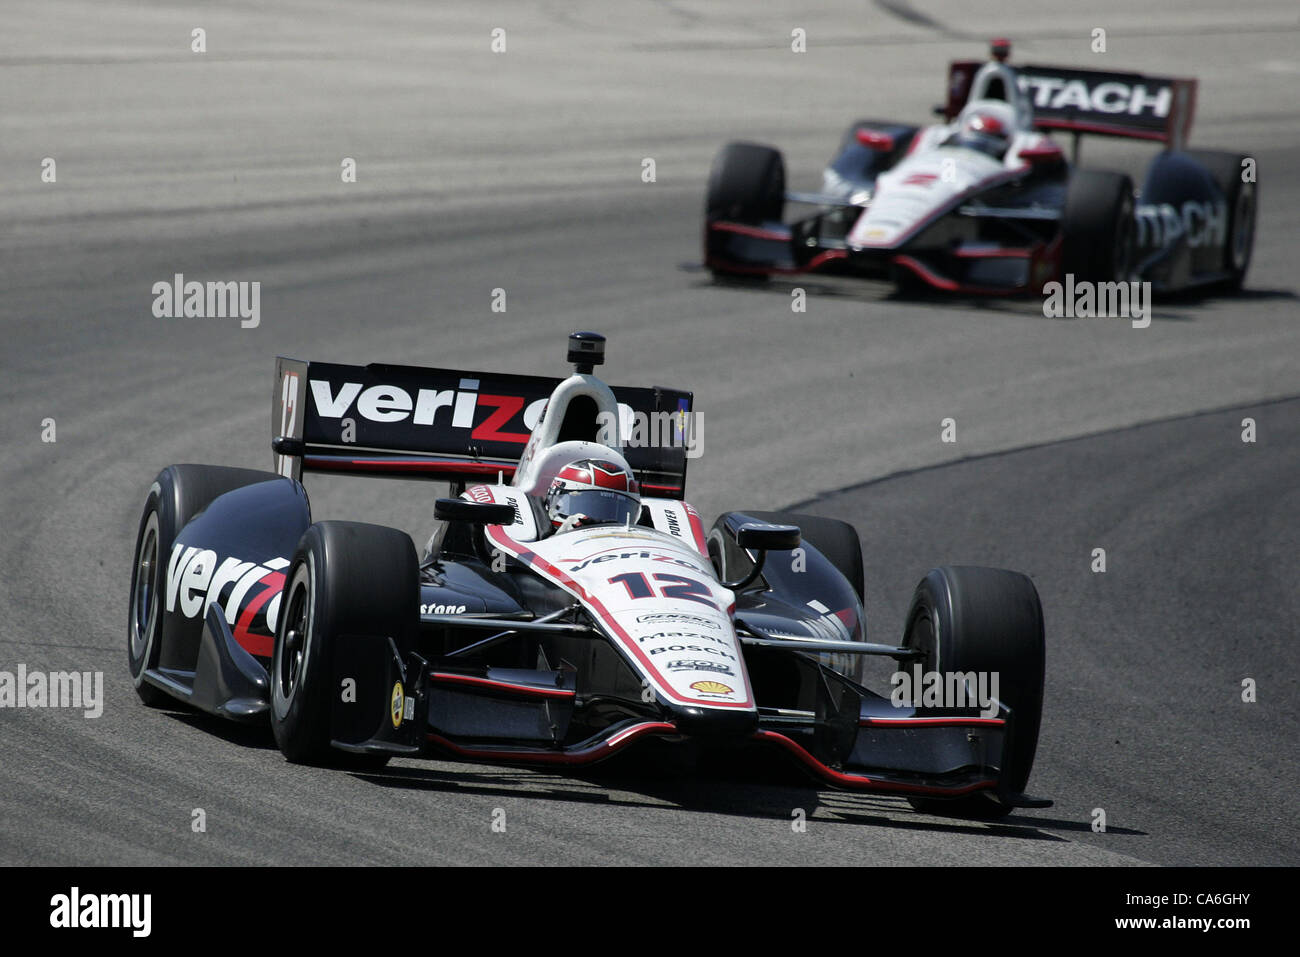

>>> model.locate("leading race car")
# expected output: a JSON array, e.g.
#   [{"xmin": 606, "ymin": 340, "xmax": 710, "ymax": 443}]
[
  {"xmin": 127, "ymin": 332, "xmax": 1050, "ymax": 817},
  {"xmin": 704, "ymin": 39, "xmax": 1257, "ymax": 295}
]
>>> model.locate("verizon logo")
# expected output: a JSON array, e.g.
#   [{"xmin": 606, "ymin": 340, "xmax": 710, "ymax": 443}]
[{"xmin": 311, "ymin": 377, "xmax": 537, "ymax": 443}]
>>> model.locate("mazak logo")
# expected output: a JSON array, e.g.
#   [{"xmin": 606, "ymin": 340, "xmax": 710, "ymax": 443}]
[
  {"xmin": 165, "ymin": 545, "xmax": 289, "ymax": 656},
  {"xmin": 1018, "ymin": 75, "xmax": 1172, "ymax": 118},
  {"xmin": 151, "ymin": 273, "xmax": 260, "ymax": 328},
  {"xmin": 50, "ymin": 887, "xmax": 151, "ymax": 937},
  {"xmin": 637, "ymin": 630, "xmax": 729, "ymax": 647}
]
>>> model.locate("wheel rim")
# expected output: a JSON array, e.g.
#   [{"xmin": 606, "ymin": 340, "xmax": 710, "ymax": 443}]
[
  {"xmin": 904, "ymin": 610, "xmax": 940, "ymax": 702},
  {"xmin": 1231, "ymin": 183, "xmax": 1255, "ymax": 272},
  {"xmin": 277, "ymin": 570, "xmax": 311, "ymax": 705},
  {"xmin": 129, "ymin": 512, "xmax": 160, "ymax": 666}
]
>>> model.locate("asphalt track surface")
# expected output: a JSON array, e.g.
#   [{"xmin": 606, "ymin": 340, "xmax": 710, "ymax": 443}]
[{"xmin": 1, "ymin": 1, "xmax": 1297, "ymax": 866}]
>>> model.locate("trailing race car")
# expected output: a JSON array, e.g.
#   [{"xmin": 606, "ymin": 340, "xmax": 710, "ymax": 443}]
[
  {"xmin": 127, "ymin": 332, "xmax": 1049, "ymax": 817},
  {"xmin": 704, "ymin": 39, "xmax": 1256, "ymax": 295}
]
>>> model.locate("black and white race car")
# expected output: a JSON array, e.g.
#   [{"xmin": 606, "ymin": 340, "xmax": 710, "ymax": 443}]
[
  {"xmin": 128, "ymin": 332, "xmax": 1049, "ymax": 817},
  {"xmin": 704, "ymin": 40, "xmax": 1256, "ymax": 295}
]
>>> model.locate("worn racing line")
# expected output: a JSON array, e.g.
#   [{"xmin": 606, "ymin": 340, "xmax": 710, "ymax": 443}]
[{"xmin": 1, "ymin": 1, "xmax": 1296, "ymax": 865}]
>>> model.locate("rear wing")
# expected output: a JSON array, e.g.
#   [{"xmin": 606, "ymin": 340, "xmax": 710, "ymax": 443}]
[
  {"xmin": 944, "ymin": 60, "xmax": 1197, "ymax": 148},
  {"xmin": 272, "ymin": 357, "xmax": 694, "ymax": 498}
]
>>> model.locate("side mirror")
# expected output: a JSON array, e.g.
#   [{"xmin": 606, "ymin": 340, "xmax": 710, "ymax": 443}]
[
  {"xmin": 435, "ymin": 498, "xmax": 515, "ymax": 525},
  {"xmin": 734, "ymin": 521, "xmax": 801, "ymax": 552},
  {"xmin": 722, "ymin": 522, "xmax": 801, "ymax": 590}
]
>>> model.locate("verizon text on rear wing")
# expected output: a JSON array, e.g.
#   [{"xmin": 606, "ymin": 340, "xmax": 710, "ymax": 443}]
[
  {"xmin": 272, "ymin": 358, "xmax": 694, "ymax": 497},
  {"xmin": 945, "ymin": 60, "xmax": 1197, "ymax": 147}
]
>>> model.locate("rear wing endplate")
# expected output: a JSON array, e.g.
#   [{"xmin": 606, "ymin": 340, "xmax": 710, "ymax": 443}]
[{"xmin": 272, "ymin": 357, "xmax": 693, "ymax": 498}]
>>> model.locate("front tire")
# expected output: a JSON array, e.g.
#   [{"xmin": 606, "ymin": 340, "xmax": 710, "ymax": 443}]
[
  {"xmin": 901, "ymin": 566, "xmax": 1045, "ymax": 819},
  {"xmin": 705, "ymin": 142, "xmax": 785, "ymax": 280},
  {"xmin": 271, "ymin": 521, "xmax": 419, "ymax": 768},
  {"xmin": 128, "ymin": 465, "xmax": 281, "ymax": 707},
  {"xmin": 1062, "ymin": 169, "xmax": 1136, "ymax": 283}
]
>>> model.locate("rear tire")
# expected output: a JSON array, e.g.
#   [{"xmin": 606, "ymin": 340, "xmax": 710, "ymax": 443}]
[
  {"xmin": 743, "ymin": 510, "xmax": 864, "ymax": 603},
  {"xmin": 705, "ymin": 142, "xmax": 785, "ymax": 280},
  {"xmin": 1062, "ymin": 169, "xmax": 1136, "ymax": 283},
  {"xmin": 128, "ymin": 465, "xmax": 282, "ymax": 707},
  {"xmin": 1183, "ymin": 149, "xmax": 1256, "ymax": 290},
  {"xmin": 901, "ymin": 566, "xmax": 1045, "ymax": 819},
  {"xmin": 270, "ymin": 521, "xmax": 418, "ymax": 769}
]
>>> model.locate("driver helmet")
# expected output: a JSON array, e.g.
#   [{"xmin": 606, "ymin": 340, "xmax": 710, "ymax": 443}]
[
  {"xmin": 544, "ymin": 459, "xmax": 641, "ymax": 531},
  {"xmin": 952, "ymin": 103, "xmax": 1015, "ymax": 158}
]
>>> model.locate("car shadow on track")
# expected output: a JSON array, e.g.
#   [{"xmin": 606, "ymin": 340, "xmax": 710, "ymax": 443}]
[
  {"xmin": 155, "ymin": 703, "xmax": 1145, "ymax": 841},
  {"xmin": 685, "ymin": 263, "xmax": 1296, "ymax": 321},
  {"xmin": 351, "ymin": 740, "xmax": 1140, "ymax": 841},
  {"xmin": 162, "ymin": 709, "xmax": 279, "ymax": 751}
]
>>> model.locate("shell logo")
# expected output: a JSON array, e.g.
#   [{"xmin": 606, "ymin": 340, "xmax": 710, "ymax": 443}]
[{"xmin": 690, "ymin": 680, "xmax": 733, "ymax": 696}]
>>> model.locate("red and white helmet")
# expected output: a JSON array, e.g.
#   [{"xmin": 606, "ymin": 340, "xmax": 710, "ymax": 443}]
[
  {"xmin": 544, "ymin": 459, "xmax": 640, "ymax": 530},
  {"xmin": 963, "ymin": 109, "xmax": 1009, "ymax": 142}
]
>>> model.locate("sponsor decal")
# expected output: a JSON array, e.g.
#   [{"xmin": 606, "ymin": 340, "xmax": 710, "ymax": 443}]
[
  {"xmin": 901, "ymin": 172, "xmax": 938, "ymax": 187},
  {"xmin": 648, "ymin": 644, "xmax": 735, "ymax": 660},
  {"xmin": 165, "ymin": 545, "xmax": 290, "ymax": 654},
  {"xmin": 635, "ymin": 612, "xmax": 722, "ymax": 630},
  {"xmin": 466, "ymin": 485, "xmax": 493, "ymax": 504},
  {"xmin": 689, "ymin": 680, "xmax": 734, "ymax": 696},
  {"xmin": 637, "ymin": 630, "xmax": 729, "ymax": 647},
  {"xmin": 1017, "ymin": 75, "xmax": 1172, "ymax": 118},
  {"xmin": 391, "ymin": 681, "xmax": 405, "ymax": 728},
  {"xmin": 309, "ymin": 376, "xmax": 669, "ymax": 451},
  {"xmin": 1136, "ymin": 199, "xmax": 1227, "ymax": 250},
  {"xmin": 665, "ymin": 659, "xmax": 733, "ymax": 675},
  {"xmin": 563, "ymin": 550, "xmax": 701, "ymax": 573},
  {"xmin": 420, "ymin": 603, "xmax": 467, "ymax": 615}
]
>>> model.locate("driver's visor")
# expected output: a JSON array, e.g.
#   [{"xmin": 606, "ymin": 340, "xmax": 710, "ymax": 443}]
[{"xmin": 552, "ymin": 489, "xmax": 640, "ymax": 526}]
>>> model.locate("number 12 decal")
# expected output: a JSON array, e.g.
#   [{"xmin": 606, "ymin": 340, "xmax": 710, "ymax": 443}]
[{"xmin": 608, "ymin": 572, "xmax": 717, "ymax": 610}]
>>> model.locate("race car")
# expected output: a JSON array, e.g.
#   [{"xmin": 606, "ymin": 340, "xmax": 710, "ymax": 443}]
[
  {"xmin": 704, "ymin": 39, "xmax": 1256, "ymax": 295},
  {"xmin": 127, "ymin": 332, "xmax": 1049, "ymax": 817}
]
